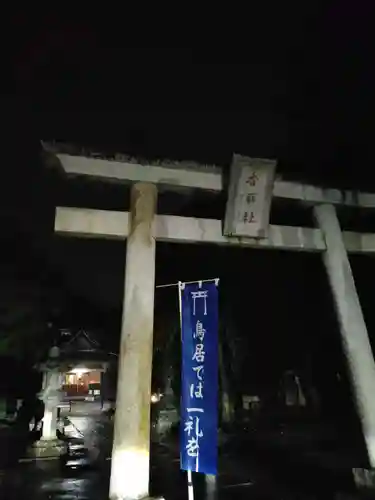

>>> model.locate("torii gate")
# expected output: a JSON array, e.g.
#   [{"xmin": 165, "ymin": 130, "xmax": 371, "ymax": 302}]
[{"xmin": 50, "ymin": 149, "xmax": 375, "ymax": 499}]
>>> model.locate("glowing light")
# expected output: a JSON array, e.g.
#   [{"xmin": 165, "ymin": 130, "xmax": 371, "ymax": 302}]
[
  {"xmin": 151, "ymin": 392, "xmax": 163, "ymax": 403},
  {"xmin": 109, "ymin": 448, "xmax": 149, "ymax": 499},
  {"xmin": 69, "ymin": 367, "xmax": 90, "ymax": 375}
]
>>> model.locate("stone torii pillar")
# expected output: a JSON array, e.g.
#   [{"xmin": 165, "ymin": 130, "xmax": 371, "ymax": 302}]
[
  {"xmin": 109, "ymin": 182, "xmax": 158, "ymax": 500},
  {"xmin": 315, "ymin": 204, "xmax": 375, "ymax": 469}
]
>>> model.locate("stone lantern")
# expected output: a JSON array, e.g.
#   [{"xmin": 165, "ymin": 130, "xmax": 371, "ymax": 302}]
[{"xmin": 28, "ymin": 345, "xmax": 67, "ymax": 459}]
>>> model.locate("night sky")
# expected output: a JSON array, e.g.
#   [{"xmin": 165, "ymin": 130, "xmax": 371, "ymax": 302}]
[{"xmin": 4, "ymin": 8, "xmax": 375, "ymax": 389}]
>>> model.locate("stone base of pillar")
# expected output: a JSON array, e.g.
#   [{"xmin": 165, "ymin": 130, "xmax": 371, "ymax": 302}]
[
  {"xmin": 109, "ymin": 497, "xmax": 164, "ymax": 500},
  {"xmin": 131, "ymin": 497, "xmax": 164, "ymax": 500},
  {"xmin": 353, "ymin": 467, "xmax": 375, "ymax": 490},
  {"xmin": 27, "ymin": 439, "xmax": 67, "ymax": 460}
]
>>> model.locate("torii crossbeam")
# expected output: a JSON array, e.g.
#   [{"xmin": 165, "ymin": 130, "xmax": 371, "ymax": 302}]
[{"xmin": 50, "ymin": 150, "xmax": 375, "ymax": 499}]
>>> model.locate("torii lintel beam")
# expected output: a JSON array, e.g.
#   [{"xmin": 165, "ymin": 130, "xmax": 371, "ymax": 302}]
[
  {"xmin": 56, "ymin": 153, "xmax": 375, "ymax": 209},
  {"xmin": 55, "ymin": 207, "xmax": 375, "ymax": 254}
]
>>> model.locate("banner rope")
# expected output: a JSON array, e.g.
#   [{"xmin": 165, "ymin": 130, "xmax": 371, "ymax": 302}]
[{"xmin": 156, "ymin": 278, "xmax": 219, "ymax": 289}]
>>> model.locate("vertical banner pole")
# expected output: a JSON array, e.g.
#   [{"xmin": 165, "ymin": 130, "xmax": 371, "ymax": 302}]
[
  {"xmin": 187, "ymin": 469, "xmax": 194, "ymax": 500},
  {"xmin": 178, "ymin": 281, "xmax": 184, "ymax": 341},
  {"xmin": 178, "ymin": 282, "xmax": 194, "ymax": 500},
  {"xmin": 179, "ymin": 278, "xmax": 219, "ymax": 499}
]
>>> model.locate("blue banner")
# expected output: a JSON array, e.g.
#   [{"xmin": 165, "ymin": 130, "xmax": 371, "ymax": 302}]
[{"xmin": 180, "ymin": 281, "xmax": 219, "ymax": 475}]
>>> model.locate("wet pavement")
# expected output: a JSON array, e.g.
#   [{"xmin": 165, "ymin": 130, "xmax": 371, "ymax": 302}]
[
  {"xmin": 0, "ymin": 402, "xmax": 364, "ymax": 499},
  {"xmin": 0, "ymin": 402, "xmax": 110, "ymax": 499}
]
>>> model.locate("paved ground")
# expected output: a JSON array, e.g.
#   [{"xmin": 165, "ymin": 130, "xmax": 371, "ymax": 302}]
[{"xmin": 0, "ymin": 402, "xmax": 365, "ymax": 499}]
